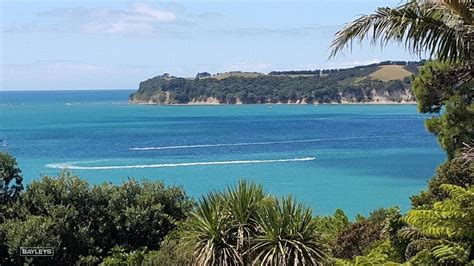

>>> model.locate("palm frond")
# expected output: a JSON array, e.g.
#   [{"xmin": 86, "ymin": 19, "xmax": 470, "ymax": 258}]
[
  {"xmin": 431, "ymin": 241, "xmax": 471, "ymax": 264},
  {"xmin": 250, "ymin": 196, "xmax": 329, "ymax": 265},
  {"xmin": 404, "ymin": 184, "xmax": 474, "ymax": 239},
  {"xmin": 223, "ymin": 180, "xmax": 266, "ymax": 262},
  {"xmin": 182, "ymin": 192, "xmax": 243, "ymax": 265},
  {"xmin": 397, "ymin": 226, "xmax": 424, "ymax": 240},
  {"xmin": 428, "ymin": 0, "xmax": 473, "ymax": 24},
  {"xmin": 458, "ymin": 142, "xmax": 474, "ymax": 166},
  {"xmin": 330, "ymin": 1, "xmax": 472, "ymax": 64}
]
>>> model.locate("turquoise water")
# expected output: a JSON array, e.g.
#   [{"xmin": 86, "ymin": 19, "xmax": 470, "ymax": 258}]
[{"xmin": 0, "ymin": 90, "xmax": 445, "ymax": 217}]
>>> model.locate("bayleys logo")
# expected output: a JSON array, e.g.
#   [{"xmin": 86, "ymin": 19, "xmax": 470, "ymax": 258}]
[{"xmin": 20, "ymin": 247, "xmax": 54, "ymax": 257}]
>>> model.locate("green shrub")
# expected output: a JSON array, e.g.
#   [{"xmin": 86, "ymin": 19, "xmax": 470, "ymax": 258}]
[
  {"xmin": 1, "ymin": 172, "xmax": 193, "ymax": 264},
  {"xmin": 411, "ymin": 158, "xmax": 473, "ymax": 207},
  {"xmin": 332, "ymin": 219, "xmax": 384, "ymax": 259}
]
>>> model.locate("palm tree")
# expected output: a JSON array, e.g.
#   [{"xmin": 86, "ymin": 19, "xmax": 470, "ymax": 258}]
[
  {"xmin": 182, "ymin": 192, "xmax": 242, "ymax": 265},
  {"xmin": 250, "ymin": 196, "xmax": 329, "ymax": 265},
  {"xmin": 181, "ymin": 181, "xmax": 329, "ymax": 265},
  {"xmin": 181, "ymin": 181, "xmax": 266, "ymax": 265},
  {"xmin": 330, "ymin": 0, "xmax": 473, "ymax": 65},
  {"xmin": 222, "ymin": 180, "xmax": 266, "ymax": 262}
]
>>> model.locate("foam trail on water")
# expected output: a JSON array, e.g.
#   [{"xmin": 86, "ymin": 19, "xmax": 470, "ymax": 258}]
[
  {"xmin": 129, "ymin": 136, "xmax": 382, "ymax": 151},
  {"xmin": 45, "ymin": 157, "xmax": 315, "ymax": 170}
]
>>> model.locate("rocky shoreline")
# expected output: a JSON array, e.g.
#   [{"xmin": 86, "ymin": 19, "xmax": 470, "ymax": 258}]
[
  {"xmin": 129, "ymin": 97, "xmax": 416, "ymax": 105},
  {"xmin": 130, "ymin": 89, "xmax": 416, "ymax": 105}
]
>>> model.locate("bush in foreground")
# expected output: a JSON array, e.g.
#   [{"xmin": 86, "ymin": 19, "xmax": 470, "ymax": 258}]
[
  {"xmin": 0, "ymin": 171, "xmax": 193, "ymax": 265},
  {"xmin": 180, "ymin": 180, "xmax": 330, "ymax": 265}
]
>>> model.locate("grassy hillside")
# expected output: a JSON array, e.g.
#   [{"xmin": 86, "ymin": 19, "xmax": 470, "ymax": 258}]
[
  {"xmin": 369, "ymin": 65, "xmax": 414, "ymax": 81},
  {"xmin": 205, "ymin": 71, "xmax": 264, "ymax": 80}
]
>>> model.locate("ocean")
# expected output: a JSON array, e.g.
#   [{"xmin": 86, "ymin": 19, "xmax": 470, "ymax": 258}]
[{"xmin": 0, "ymin": 90, "xmax": 445, "ymax": 217}]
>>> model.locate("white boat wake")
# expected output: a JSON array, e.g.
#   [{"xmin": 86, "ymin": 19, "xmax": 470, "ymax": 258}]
[
  {"xmin": 129, "ymin": 136, "xmax": 383, "ymax": 151},
  {"xmin": 46, "ymin": 157, "xmax": 316, "ymax": 170}
]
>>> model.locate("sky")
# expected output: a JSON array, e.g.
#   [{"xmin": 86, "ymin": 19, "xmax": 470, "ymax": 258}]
[{"xmin": 0, "ymin": 0, "xmax": 419, "ymax": 91}]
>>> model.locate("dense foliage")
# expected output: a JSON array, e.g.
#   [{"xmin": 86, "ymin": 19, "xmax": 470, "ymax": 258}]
[
  {"xmin": 130, "ymin": 61, "xmax": 418, "ymax": 104},
  {"xmin": 313, "ymin": 208, "xmax": 349, "ymax": 240},
  {"xmin": 403, "ymin": 184, "xmax": 474, "ymax": 264},
  {"xmin": 411, "ymin": 156, "xmax": 473, "ymax": 207},
  {"xmin": 332, "ymin": 218, "xmax": 384, "ymax": 259},
  {"xmin": 0, "ymin": 152, "xmax": 24, "ymax": 265},
  {"xmin": 0, "ymin": 151, "xmax": 23, "ymax": 203},
  {"xmin": 0, "ymin": 170, "xmax": 193, "ymax": 265},
  {"xmin": 412, "ymin": 61, "xmax": 473, "ymax": 159}
]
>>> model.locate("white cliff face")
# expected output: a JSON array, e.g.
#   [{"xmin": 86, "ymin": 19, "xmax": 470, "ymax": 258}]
[
  {"xmin": 338, "ymin": 88, "xmax": 415, "ymax": 104},
  {"xmin": 188, "ymin": 97, "xmax": 221, "ymax": 105},
  {"xmin": 130, "ymin": 87, "xmax": 415, "ymax": 105}
]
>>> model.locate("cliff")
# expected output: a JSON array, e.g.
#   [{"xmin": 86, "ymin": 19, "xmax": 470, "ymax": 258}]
[{"xmin": 130, "ymin": 61, "xmax": 421, "ymax": 105}]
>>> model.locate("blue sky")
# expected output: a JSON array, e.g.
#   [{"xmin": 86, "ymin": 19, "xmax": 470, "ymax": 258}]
[{"xmin": 1, "ymin": 0, "xmax": 419, "ymax": 90}]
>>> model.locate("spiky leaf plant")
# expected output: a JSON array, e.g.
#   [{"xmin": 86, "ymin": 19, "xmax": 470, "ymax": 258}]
[
  {"xmin": 182, "ymin": 192, "xmax": 242, "ymax": 266},
  {"xmin": 250, "ymin": 196, "xmax": 329, "ymax": 265}
]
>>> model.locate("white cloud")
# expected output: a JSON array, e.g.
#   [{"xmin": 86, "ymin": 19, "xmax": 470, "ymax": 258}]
[
  {"xmin": 3, "ymin": 3, "xmax": 180, "ymax": 35},
  {"xmin": 133, "ymin": 4, "xmax": 176, "ymax": 22},
  {"xmin": 80, "ymin": 4, "xmax": 178, "ymax": 35}
]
